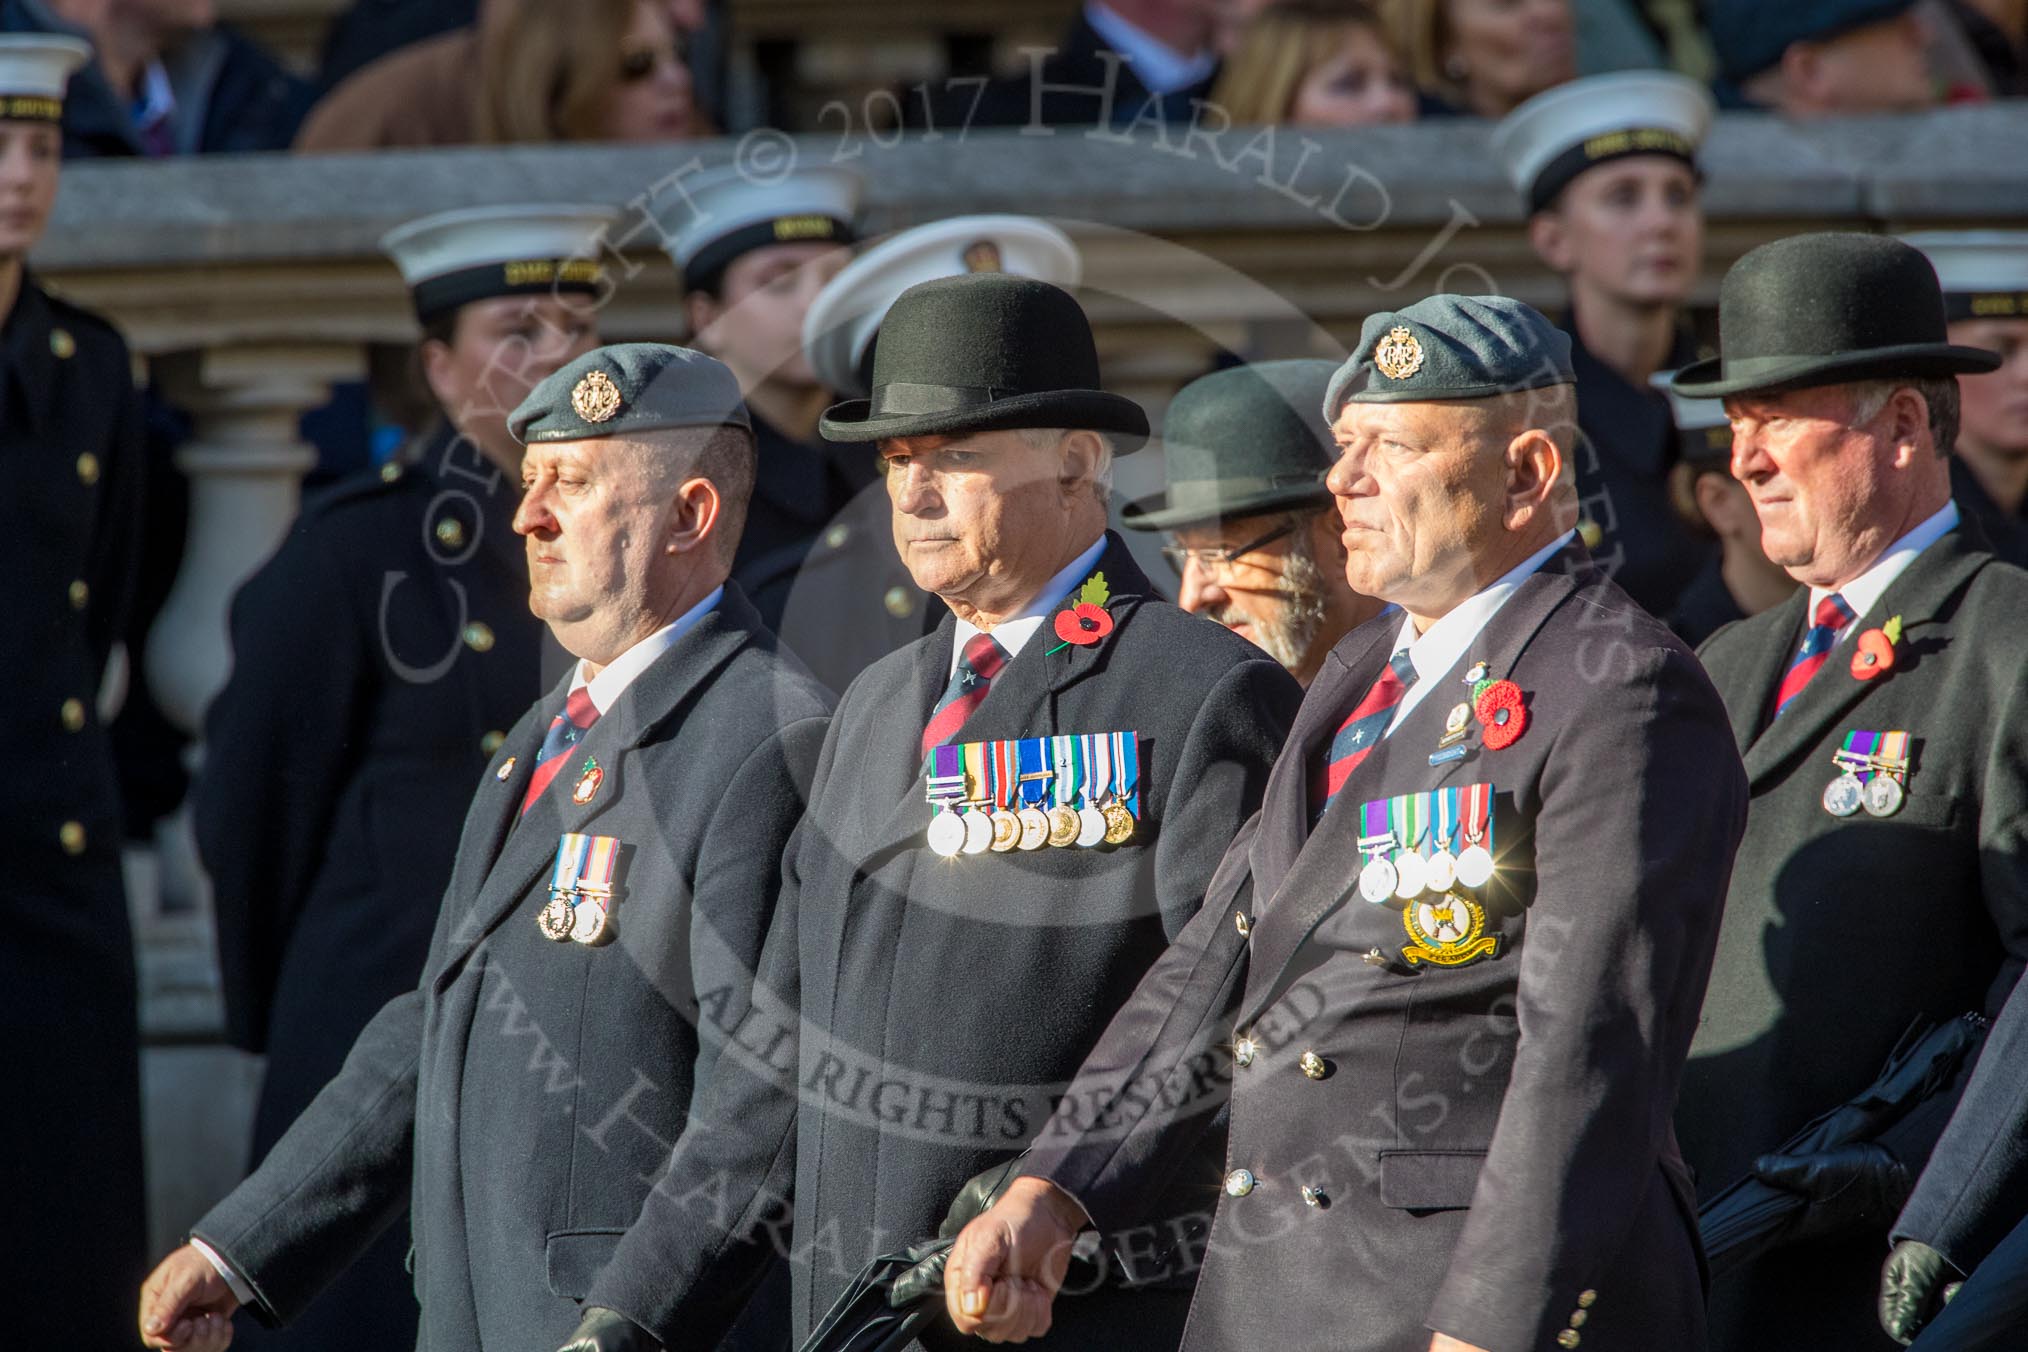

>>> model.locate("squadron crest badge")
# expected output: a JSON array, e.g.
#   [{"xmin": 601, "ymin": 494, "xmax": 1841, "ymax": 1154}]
[
  {"xmin": 571, "ymin": 370, "xmax": 623, "ymax": 423},
  {"xmin": 1373, "ymin": 325, "xmax": 1425, "ymax": 381}
]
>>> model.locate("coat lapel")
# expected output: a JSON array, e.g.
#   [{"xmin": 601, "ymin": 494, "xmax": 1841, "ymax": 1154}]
[
  {"xmin": 433, "ymin": 588, "xmax": 768, "ymax": 987},
  {"xmin": 1237, "ymin": 548, "xmax": 1585, "ymax": 1028},
  {"xmin": 1739, "ymin": 530, "xmax": 1989, "ymax": 788},
  {"xmin": 5, "ymin": 279, "xmax": 59, "ymax": 444},
  {"xmin": 856, "ymin": 533, "xmax": 1148, "ymax": 863}
]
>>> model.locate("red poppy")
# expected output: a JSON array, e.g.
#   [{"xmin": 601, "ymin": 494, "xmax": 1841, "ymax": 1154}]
[
  {"xmin": 1475, "ymin": 680, "xmax": 1528, "ymax": 751},
  {"xmin": 1053, "ymin": 602, "xmax": 1113, "ymax": 646},
  {"xmin": 1851, "ymin": 628, "xmax": 1896, "ymax": 681}
]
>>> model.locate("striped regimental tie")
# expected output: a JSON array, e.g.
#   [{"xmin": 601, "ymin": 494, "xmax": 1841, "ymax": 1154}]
[
  {"xmin": 520, "ymin": 686, "xmax": 601, "ymax": 814},
  {"xmin": 1773, "ymin": 593, "xmax": 1855, "ymax": 719},
  {"xmin": 921, "ymin": 632, "xmax": 1009, "ymax": 761},
  {"xmin": 1315, "ymin": 648, "xmax": 1419, "ymax": 812}
]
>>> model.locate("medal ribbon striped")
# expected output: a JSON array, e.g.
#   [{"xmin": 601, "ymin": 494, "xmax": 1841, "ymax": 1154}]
[
  {"xmin": 580, "ymin": 835, "xmax": 619, "ymax": 896},
  {"xmin": 990, "ymin": 739, "xmax": 1018, "ymax": 808},
  {"xmin": 1359, "ymin": 798, "xmax": 1392, "ymax": 855},
  {"xmin": 1435, "ymin": 786, "xmax": 1460, "ymax": 848},
  {"xmin": 1016, "ymin": 738, "xmax": 1050, "ymax": 809},
  {"xmin": 550, "ymin": 832, "xmax": 591, "ymax": 894},
  {"xmin": 1115, "ymin": 731, "xmax": 1140, "ymax": 817},
  {"xmin": 1461, "ymin": 782, "xmax": 1492, "ymax": 847},
  {"xmin": 1052, "ymin": 736, "xmax": 1079, "ymax": 808},
  {"xmin": 1088, "ymin": 733, "xmax": 1113, "ymax": 809},
  {"xmin": 1878, "ymin": 731, "xmax": 1910, "ymax": 779},
  {"xmin": 961, "ymin": 742, "xmax": 988, "ymax": 805},
  {"xmin": 1389, "ymin": 791, "xmax": 1430, "ymax": 852}
]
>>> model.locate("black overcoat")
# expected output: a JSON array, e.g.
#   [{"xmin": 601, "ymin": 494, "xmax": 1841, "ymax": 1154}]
[
  {"xmin": 1021, "ymin": 544, "xmax": 1745, "ymax": 1352},
  {"xmin": 582, "ymin": 534, "xmax": 1301, "ymax": 1350},
  {"xmin": 192, "ymin": 588, "xmax": 831, "ymax": 1350},
  {"xmin": 1680, "ymin": 526, "xmax": 2028, "ymax": 1351}
]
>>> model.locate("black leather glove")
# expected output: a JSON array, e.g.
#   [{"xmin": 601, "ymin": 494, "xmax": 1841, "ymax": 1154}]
[
  {"xmin": 557, "ymin": 1306, "xmax": 662, "ymax": 1352},
  {"xmin": 1751, "ymin": 1142, "xmax": 1914, "ymax": 1244},
  {"xmin": 1879, "ymin": 1239, "xmax": 1964, "ymax": 1345},
  {"xmin": 887, "ymin": 1155, "xmax": 1031, "ymax": 1308}
]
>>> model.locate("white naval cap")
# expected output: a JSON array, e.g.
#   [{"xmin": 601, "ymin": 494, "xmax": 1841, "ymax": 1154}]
[
  {"xmin": 380, "ymin": 203, "xmax": 621, "ymax": 324},
  {"xmin": 1490, "ymin": 70, "xmax": 1715, "ymax": 213},
  {"xmin": 0, "ymin": 34, "xmax": 90, "ymax": 122},
  {"xmin": 1900, "ymin": 231, "xmax": 2028, "ymax": 323},
  {"xmin": 802, "ymin": 214, "xmax": 1083, "ymax": 398},
  {"xmin": 1652, "ymin": 370, "xmax": 1731, "ymax": 465},
  {"xmin": 655, "ymin": 164, "xmax": 862, "ymax": 293}
]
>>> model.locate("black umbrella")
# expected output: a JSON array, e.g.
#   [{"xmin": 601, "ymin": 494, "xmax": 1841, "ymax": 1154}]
[
  {"xmin": 795, "ymin": 1240, "xmax": 951, "ymax": 1352},
  {"xmin": 1699, "ymin": 1013, "xmax": 1987, "ymax": 1276}
]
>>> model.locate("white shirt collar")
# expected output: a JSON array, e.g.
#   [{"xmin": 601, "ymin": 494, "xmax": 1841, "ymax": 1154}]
[
  {"xmin": 134, "ymin": 59, "xmax": 175, "ymax": 129},
  {"xmin": 571, "ymin": 586, "xmax": 723, "ymax": 715},
  {"xmin": 1384, "ymin": 531, "xmax": 1574, "ymax": 734},
  {"xmin": 1808, "ymin": 501, "xmax": 1958, "ymax": 644},
  {"xmin": 949, "ymin": 536, "xmax": 1109, "ymax": 677},
  {"xmin": 1082, "ymin": 2, "xmax": 1217, "ymax": 95}
]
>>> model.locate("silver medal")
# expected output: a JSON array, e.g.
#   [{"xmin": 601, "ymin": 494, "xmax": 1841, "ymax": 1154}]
[
  {"xmin": 927, "ymin": 810, "xmax": 967, "ymax": 857},
  {"xmin": 569, "ymin": 899, "xmax": 608, "ymax": 944},
  {"xmin": 1075, "ymin": 805, "xmax": 1109, "ymax": 848},
  {"xmin": 1455, "ymin": 843, "xmax": 1495, "ymax": 890},
  {"xmin": 1359, "ymin": 855, "xmax": 1398, "ymax": 905},
  {"xmin": 1862, "ymin": 775, "xmax": 1905, "ymax": 818},
  {"xmin": 960, "ymin": 807, "xmax": 994, "ymax": 855},
  {"xmin": 1425, "ymin": 847, "xmax": 1458, "ymax": 894},
  {"xmin": 1392, "ymin": 849, "xmax": 1428, "ymax": 900},
  {"xmin": 1822, "ymin": 772, "xmax": 1864, "ymax": 818}
]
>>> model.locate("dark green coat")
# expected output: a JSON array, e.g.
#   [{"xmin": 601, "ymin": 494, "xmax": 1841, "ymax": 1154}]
[{"xmin": 1680, "ymin": 526, "xmax": 2028, "ymax": 1351}]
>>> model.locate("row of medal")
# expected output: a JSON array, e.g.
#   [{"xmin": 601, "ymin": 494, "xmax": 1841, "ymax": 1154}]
[
  {"xmin": 925, "ymin": 732, "xmax": 1140, "ymax": 857},
  {"xmin": 1822, "ymin": 729, "xmax": 1911, "ymax": 818},
  {"xmin": 1357, "ymin": 782, "xmax": 1497, "ymax": 905},
  {"xmin": 537, "ymin": 831, "xmax": 620, "ymax": 944}
]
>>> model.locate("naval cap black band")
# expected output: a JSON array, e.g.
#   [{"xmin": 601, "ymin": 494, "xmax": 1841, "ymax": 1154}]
[
  {"xmin": 1944, "ymin": 291, "xmax": 2028, "ymax": 322},
  {"xmin": 410, "ymin": 258, "xmax": 606, "ymax": 325},
  {"xmin": 0, "ymin": 93, "xmax": 63, "ymax": 123},
  {"xmin": 1528, "ymin": 127, "xmax": 1698, "ymax": 213},
  {"xmin": 681, "ymin": 214, "xmax": 853, "ymax": 295}
]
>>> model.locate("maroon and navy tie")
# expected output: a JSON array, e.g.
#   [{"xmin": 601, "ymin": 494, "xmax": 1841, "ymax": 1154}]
[
  {"xmin": 1314, "ymin": 648, "xmax": 1419, "ymax": 812},
  {"xmin": 1772, "ymin": 593, "xmax": 1855, "ymax": 719},
  {"xmin": 921, "ymin": 633, "xmax": 1009, "ymax": 761},
  {"xmin": 520, "ymin": 686, "xmax": 601, "ymax": 814}
]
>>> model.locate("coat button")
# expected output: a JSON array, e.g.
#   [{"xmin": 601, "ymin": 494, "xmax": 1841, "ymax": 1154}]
[
  {"xmin": 1233, "ymin": 1036, "xmax": 1257, "ymax": 1069},
  {"xmin": 1299, "ymin": 1051, "xmax": 1327, "ymax": 1080},
  {"xmin": 1568, "ymin": 1310, "xmax": 1587, "ymax": 1328},
  {"xmin": 462, "ymin": 622, "xmax": 495, "ymax": 653},
  {"xmin": 60, "ymin": 698, "xmax": 86, "ymax": 732},
  {"xmin": 480, "ymin": 730, "xmax": 506, "ymax": 755},
  {"xmin": 824, "ymin": 523, "xmax": 850, "ymax": 549},
  {"xmin": 1233, "ymin": 910, "xmax": 1250, "ymax": 937},
  {"xmin": 1363, "ymin": 947, "xmax": 1387, "ymax": 967},
  {"xmin": 435, "ymin": 518, "xmax": 466, "ymax": 549},
  {"xmin": 1557, "ymin": 1331, "xmax": 1580, "ymax": 1349},
  {"xmin": 50, "ymin": 327, "xmax": 74, "ymax": 358},
  {"xmin": 883, "ymin": 585, "xmax": 913, "ymax": 618},
  {"xmin": 1300, "ymin": 1185, "xmax": 1326, "ymax": 1208},
  {"xmin": 75, "ymin": 452, "xmax": 99, "ymax": 485},
  {"xmin": 380, "ymin": 461, "xmax": 403, "ymax": 483},
  {"xmin": 1223, "ymin": 1169, "xmax": 1255, "ymax": 1198},
  {"xmin": 1577, "ymin": 519, "xmax": 1603, "ymax": 550},
  {"xmin": 59, "ymin": 821, "xmax": 86, "ymax": 855},
  {"xmin": 1576, "ymin": 1291, "xmax": 1597, "ymax": 1309},
  {"xmin": 68, "ymin": 579, "xmax": 89, "ymax": 610}
]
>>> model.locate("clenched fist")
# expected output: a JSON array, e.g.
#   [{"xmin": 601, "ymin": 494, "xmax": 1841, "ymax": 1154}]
[
  {"xmin": 139, "ymin": 1244, "xmax": 242, "ymax": 1351},
  {"xmin": 943, "ymin": 1176, "xmax": 1088, "ymax": 1343}
]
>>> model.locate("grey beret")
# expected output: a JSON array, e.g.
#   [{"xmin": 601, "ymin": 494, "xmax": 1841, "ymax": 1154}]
[
  {"xmin": 1324, "ymin": 295, "xmax": 1575, "ymax": 421},
  {"xmin": 509, "ymin": 342, "xmax": 752, "ymax": 445}
]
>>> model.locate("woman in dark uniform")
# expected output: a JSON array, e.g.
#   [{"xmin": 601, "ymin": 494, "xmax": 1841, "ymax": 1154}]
[
  {"xmin": 195, "ymin": 205, "xmax": 609, "ymax": 1352},
  {"xmin": 0, "ymin": 33, "xmax": 151, "ymax": 1350},
  {"xmin": 1492, "ymin": 70, "xmax": 1718, "ymax": 615}
]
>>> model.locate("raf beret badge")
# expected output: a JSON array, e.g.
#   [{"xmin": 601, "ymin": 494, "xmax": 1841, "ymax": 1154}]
[
  {"xmin": 572, "ymin": 370, "xmax": 623, "ymax": 423},
  {"xmin": 1374, "ymin": 326, "xmax": 1425, "ymax": 381}
]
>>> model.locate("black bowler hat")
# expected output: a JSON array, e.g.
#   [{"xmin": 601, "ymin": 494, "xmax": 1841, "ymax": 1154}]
[
  {"xmin": 1123, "ymin": 360, "xmax": 1339, "ymax": 531},
  {"xmin": 817, "ymin": 273, "xmax": 1149, "ymax": 448},
  {"xmin": 1673, "ymin": 233, "xmax": 2001, "ymax": 399}
]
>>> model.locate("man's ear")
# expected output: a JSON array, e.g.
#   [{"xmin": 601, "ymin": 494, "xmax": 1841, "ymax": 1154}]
[
  {"xmin": 1057, "ymin": 429, "xmax": 1104, "ymax": 493},
  {"xmin": 1503, "ymin": 427, "xmax": 1564, "ymax": 532},
  {"xmin": 683, "ymin": 291, "xmax": 722, "ymax": 349},
  {"xmin": 1884, "ymin": 386, "xmax": 1932, "ymax": 468},
  {"xmin": 1528, "ymin": 210, "xmax": 1574, "ymax": 274},
  {"xmin": 668, "ymin": 475, "xmax": 723, "ymax": 555}
]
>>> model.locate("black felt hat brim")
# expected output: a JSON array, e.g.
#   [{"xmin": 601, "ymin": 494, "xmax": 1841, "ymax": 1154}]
[
  {"xmin": 818, "ymin": 388, "xmax": 1150, "ymax": 449},
  {"xmin": 1121, "ymin": 480, "xmax": 1332, "ymax": 531},
  {"xmin": 1674, "ymin": 342, "xmax": 2001, "ymax": 398}
]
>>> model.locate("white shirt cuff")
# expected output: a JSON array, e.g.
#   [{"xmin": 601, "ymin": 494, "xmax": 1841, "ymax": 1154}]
[{"xmin": 189, "ymin": 1236, "xmax": 257, "ymax": 1306}]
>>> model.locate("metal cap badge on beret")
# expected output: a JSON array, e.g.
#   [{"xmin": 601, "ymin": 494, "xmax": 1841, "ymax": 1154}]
[
  {"xmin": 818, "ymin": 273, "xmax": 1149, "ymax": 449},
  {"xmin": 0, "ymin": 34, "xmax": 88, "ymax": 123},
  {"xmin": 1901, "ymin": 230, "xmax": 2028, "ymax": 324},
  {"xmin": 1703, "ymin": 0, "xmax": 1918, "ymax": 84},
  {"xmin": 1324, "ymin": 295, "xmax": 1574, "ymax": 420},
  {"xmin": 1491, "ymin": 71, "xmax": 1714, "ymax": 214},
  {"xmin": 1124, "ymin": 360, "xmax": 1339, "ymax": 531},
  {"xmin": 1672, "ymin": 232, "xmax": 2001, "ymax": 399},
  {"xmin": 509, "ymin": 343, "xmax": 751, "ymax": 445},
  {"xmin": 803, "ymin": 214, "xmax": 1083, "ymax": 399}
]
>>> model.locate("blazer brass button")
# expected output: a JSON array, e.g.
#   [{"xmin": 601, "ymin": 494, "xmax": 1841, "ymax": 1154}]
[
  {"xmin": 1568, "ymin": 1310, "xmax": 1587, "ymax": 1328},
  {"xmin": 435, "ymin": 518, "xmax": 466, "ymax": 549},
  {"xmin": 1234, "ymin": 1035, "xmax": 1257, "ymax": 1069},
  {"xmin": 1300, "ymin": 1185, "xmax": 1326, "ymax": 1208},
  {"xmin": 1556, "ymin": 1331, "xmax": 1580, "ymax": 1349},
  {"xmin": 60, "ymin": 698, "xmax": 86, "ymax": 732},
  {"xmin": 59, "ymin": 821, "xmax": 86, "ymax": 855},
  {"xmin": 76, "ymin": 452, "xmax": 99, "ymax": 485},
  {"xmin": 480, "ymin": 730, "xmax": 506, "ymax": 755},
  {"xmin": 68, "ymin": 579, "xmax": 89, "ymax": 610},
  {"xmin": 1233, "ymin": 910, "xmax": 1250, "ymax": 936},
  {"xmin": 1223, "ymin": 1169, "xmax": 1255, "ymax": 1198},
  {"xmin": 883, "ymin": 585, "xmax": 913, "ymax": 618},
  {"xmin": 462, "ymin": 622, "xmax": 495, "ymax": 653},
  {"xmin": 1299, "ymin": 1051, "xmax": 1327, "ymax": 1080},
  {"xmin": 1576, "ymin": 1291, "xmax": 1597, "ymax": 1309},
  {"xmin": 825, "ymin": 523, "xmax": 850, "ymax": 549}
]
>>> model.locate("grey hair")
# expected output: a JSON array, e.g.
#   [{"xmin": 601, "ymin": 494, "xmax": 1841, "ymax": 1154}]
[
  {"xmin": 1018, "ymin": 426, "xmax": 1116, "ymax": 505},
  {"xmin": 1845, "ymin": 377, "xmax": 1960, "ymax": 458}
]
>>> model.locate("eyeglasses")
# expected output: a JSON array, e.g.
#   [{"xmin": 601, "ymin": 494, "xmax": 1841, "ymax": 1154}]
[{"xmin": 1160, "ymin": 520, "xmax": 1297, "ymax": 577}]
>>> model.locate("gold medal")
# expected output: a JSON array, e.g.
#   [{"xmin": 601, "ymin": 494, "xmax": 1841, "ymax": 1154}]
[
  {"xmin": 536, "ymin": 895, "xmax": 576, "ymax": 942},
  {"xmin": 1102, "ymin": 800, "xmax": 1135, "ymax": 845},
  {"xmin": 989, "ymin": 810, "xmax": 1021, "ymax": 851},
  {"xmin": 1016, "ymin": 807, "xmax": 1051, "ymax": 851},
  {"xmin": 1046, "ymin": 805, "xmax": 1082, "ymax": 848}
]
